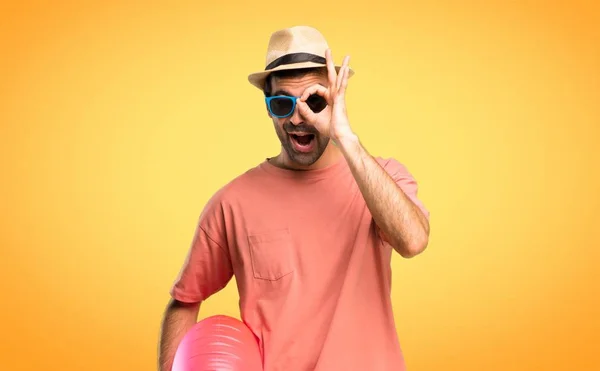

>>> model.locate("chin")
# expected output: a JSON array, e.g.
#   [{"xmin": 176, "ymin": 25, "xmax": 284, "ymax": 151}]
[
  {"xmin": 285, "ymin": 148, "xmax": 322, "ymax": 168},
  {"xmin": 290, "ymin": 153, "xmax": 320, "ymax": 167}
]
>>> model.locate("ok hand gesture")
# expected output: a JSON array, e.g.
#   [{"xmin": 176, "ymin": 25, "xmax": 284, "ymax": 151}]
[{"xmin": 296, "ymin": 49, "xmax": 354, "ymax": 143}]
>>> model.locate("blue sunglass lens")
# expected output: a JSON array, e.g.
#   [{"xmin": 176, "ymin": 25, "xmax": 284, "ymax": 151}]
[{"xmin": 269, "ymin": 97, "xmax": 295, "ymax": 117}]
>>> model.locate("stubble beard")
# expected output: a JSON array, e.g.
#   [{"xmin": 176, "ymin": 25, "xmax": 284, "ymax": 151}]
[{"xmin": 274, "ymin": 122, "xmax": 330, "ymax": 167}]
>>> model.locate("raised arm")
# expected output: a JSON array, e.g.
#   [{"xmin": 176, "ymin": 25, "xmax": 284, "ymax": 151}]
[
  {"xmin": 296, "ymin": 49, "xmax": 430, "ymax": 257},
  {"xmin": 337, "ymin": 138, "xmax": 430, "ymax": 257}
]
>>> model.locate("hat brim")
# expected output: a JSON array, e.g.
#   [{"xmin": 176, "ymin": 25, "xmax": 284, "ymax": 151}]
[{"xmin": 248, "ymin": 61, "xmax": 355, "ymax": 90}]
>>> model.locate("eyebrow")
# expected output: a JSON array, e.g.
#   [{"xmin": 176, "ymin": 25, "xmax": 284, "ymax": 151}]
[
  {"xmin": 273, "ymin": 90, "xmax": 292, "ymax": 96},
  {"xmin": 272, "ymin": 83, "xmax": 327, "ymax": 97}
]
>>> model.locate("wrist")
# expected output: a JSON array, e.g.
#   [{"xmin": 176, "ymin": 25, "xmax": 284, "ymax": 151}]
[{"xmin": 333, "ymin": 130, "xmax": 359, "ymax": 151}]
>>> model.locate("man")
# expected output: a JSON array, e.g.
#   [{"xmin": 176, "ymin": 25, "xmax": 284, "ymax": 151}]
[{"xmin": 158, "ymin": 25, "xmax": 430, "ymax": 371}]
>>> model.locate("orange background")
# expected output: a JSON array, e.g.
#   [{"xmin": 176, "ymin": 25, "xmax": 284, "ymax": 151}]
[{"xmin": 1, "ymin": 1, "xmax": 599, "ymax": 370}]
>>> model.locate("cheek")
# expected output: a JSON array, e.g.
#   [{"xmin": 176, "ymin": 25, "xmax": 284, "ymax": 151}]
[
  {"xmin": 275, "ymin": 118, "xmax": 286, "ymax": 128},
  {"xmin": 273, "ymin": 118, "xmax": 286, "ymax": 133}
]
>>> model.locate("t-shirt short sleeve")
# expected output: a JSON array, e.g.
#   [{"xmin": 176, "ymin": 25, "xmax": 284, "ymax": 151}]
[
  {"xmin": 379, "ymin": 157, "xmax": 430, "ymax": 221},
  {"xmin": 169, "ymin": 194, "xmax": 234, "ymax": 303}
]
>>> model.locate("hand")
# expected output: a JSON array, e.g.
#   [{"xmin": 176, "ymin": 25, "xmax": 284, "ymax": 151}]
[{"xmin": 296, "ymin": 49, "xmax": 354, "ymax": 143}]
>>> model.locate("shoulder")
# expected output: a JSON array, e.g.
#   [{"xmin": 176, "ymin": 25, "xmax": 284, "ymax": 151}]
[
  {"xmin": 374, "ymin": 155, "xmax": 430, "ymax": 218},
  {"xmin": 373, "ymin": 155, "xmax": 424, "ymax": 192},
  {"xmin": 374, "ymin": 156, "xmax": 413, "ymax": 177},
  {"xmin": 200, "ymin": 161, "xmax": 269, "ymax": 210}
]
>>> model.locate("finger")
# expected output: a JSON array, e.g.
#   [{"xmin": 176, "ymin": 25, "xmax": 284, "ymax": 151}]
[
  {"xmin": 325, "ymin": 49, "xmax": 337, "ymax": 92},
  {"xmin": 336, "ymin": 56, "xmax": 350, "ymax": 91},
  {"xmin": 337, "ymin": 66, "xmax": 349, "ymax": 97},
  {"xmin": 296, "ymin": 99, "xmax": 318, "ymax": 122},
  {"xmin": 300, "ymin": 84, "xmax": 329, "ymax": 101}
]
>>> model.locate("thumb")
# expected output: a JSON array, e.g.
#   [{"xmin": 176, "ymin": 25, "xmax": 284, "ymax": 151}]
[{"xmin": 296, "ymin": 99, "xmax": 317, "ymax": 121}]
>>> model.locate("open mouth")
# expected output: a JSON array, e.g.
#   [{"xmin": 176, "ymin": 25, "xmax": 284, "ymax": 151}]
[{"xmin": 289, "ymin": 133, "xmax": 316, "ymax": 152}]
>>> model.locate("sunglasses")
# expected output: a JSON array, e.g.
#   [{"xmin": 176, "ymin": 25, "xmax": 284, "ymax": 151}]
[{"xmin": 265, "ymin": 94, "xmax": 328, "ymax": 118}]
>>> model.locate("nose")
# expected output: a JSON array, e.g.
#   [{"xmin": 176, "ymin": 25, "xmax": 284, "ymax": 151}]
[{"xmin": 289, "ymin": 101, "xmax": 303, "ymax": 125}]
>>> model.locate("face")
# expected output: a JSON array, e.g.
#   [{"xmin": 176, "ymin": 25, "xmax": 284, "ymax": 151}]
[{"xmin": 267, "ymin": 72, "xmax": 331, "ymax": 168}]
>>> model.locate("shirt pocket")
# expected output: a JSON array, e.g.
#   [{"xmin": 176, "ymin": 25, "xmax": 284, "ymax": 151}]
[{"xmin": 248, "ymin": 228, "xmax": 294, "ymax": 281}]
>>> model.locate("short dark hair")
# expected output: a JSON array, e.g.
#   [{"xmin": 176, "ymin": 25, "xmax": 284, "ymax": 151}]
[{"xmin": 263, "ymin": 67, "xmax": 327, "ymax": 97}]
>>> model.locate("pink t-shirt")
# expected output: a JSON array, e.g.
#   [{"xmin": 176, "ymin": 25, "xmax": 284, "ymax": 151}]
[{"xmin": 170, "ymin": 156, "xmax": 430, "ymax": 371}]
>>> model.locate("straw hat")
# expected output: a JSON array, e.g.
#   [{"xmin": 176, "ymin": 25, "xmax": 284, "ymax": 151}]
[{"xmin": 247, "ymin": 25, "xmax": 355, "ymax": 90}]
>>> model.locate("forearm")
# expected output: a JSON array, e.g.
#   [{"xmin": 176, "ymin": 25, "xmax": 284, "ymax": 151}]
[
  {"xmin": 336, "ymin": 133, "xmax": 429, "ymax": 257},
  {"xmin": 158, "ymin": 299, "xmax": 200, "ymax": 371}
]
